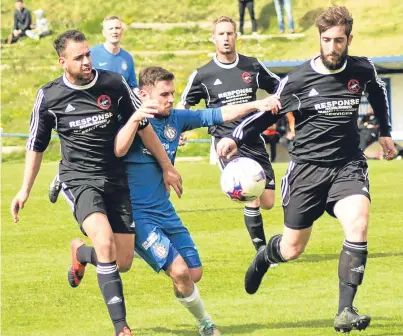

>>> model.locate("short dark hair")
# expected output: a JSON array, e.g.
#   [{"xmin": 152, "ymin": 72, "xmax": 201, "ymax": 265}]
[
  {"xmin": 15, "ymin": 0, "xmax": 23, "ymax": 3},
  {"xmin": 53, "ymin": 30, "xmax": 87, "ymax": 57},
  {"xmin": 315, "ymin": 6, "xmax": 354, "ymax": 37},
  {"xmin": 139, "ymin": 66, "xmax": 175, "ymax": 88}
]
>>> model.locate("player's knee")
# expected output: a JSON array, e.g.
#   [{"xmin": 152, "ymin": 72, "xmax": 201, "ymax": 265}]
[
  {"xmin": 92, "ymin": 234, "xmax": 115, "ymax": 260},
  {"xmin": 346, "ymin": 216, "xmax": 368, "ymax": 241},
  {"xmin": 282, "ymin": 243, "xmax": 305, "ymax": 260},
  {"xmin": 170, "ymin": 264, "xmax": 191, "ymax": 285},
  {"xmin": 117, "ymin": 258, "xmax": 133, "ymax": 273},
  {"xmin": 259, "ymin": 191, "xmax": 275, "ymax": 210},
  {"xmin": 189, "ymin": 267, "xmax": 203, "ymax": 283},
  {"xmin": 260, "ymin": 198, "xmax": 275, "ymax": 210}
]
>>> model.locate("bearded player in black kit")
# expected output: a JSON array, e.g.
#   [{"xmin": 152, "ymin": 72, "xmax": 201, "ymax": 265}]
[
  {"xmin": 179, "ymin": 16, "xmax": 280, "ymax": 254},
  {"xmin": 216, "ymin": 6, "xmax": 396, "ymax": 333}
]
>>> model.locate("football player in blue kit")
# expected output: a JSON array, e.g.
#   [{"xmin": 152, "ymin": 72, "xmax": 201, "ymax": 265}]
[{"xmin": 120, "ymin": 66, "xmax": 280, "ymax": 336}]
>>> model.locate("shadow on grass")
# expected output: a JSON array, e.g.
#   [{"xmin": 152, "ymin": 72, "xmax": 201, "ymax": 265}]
[
  {"xmin": 177, "ymin": 207, "xmax": 242, "ymax": 214},
  {"xmin": 300, "ymin": 252, "xmax": 403, "ymax": 263},
  {"xmin": 140, "ymin": 316, "xmax": 398, "ymax": 335}
]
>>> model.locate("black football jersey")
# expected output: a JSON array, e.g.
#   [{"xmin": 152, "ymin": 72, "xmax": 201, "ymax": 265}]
[
  {"xmin": 27, "ymin": 69, "xmax": 146, "ymax": 177},
  {"xmin": 232, "ymin": 56, "xmax": 391, "ymax": 165},
  {"xmin": 180, "ymin": 53, "xmax": 279, "ymax": 140}
]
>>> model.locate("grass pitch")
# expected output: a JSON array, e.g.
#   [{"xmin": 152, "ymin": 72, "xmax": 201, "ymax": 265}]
[{"xmin": 1, "ymin": 160, "xmax": 403, "ymax": 335}]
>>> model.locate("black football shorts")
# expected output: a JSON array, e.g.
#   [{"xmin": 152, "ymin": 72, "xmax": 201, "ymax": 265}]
[{"xmin": 281, "ymin": 155, "xmax": 370, "ymax": 230}]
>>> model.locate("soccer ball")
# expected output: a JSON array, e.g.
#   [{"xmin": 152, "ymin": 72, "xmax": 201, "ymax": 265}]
[{"xmin": 220, "ymin": 157, "xmax": 266, "ymax": 202}]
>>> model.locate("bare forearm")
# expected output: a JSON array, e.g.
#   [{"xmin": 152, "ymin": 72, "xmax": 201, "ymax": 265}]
[
  {"xmin": 21, "ymin": 150, "xmax": 43, "ymax": 193},
  {"xmin": 114, "ymin": 120, "xmax": 140, "ymax": 157},
  {"xmin": 221, "ymin": 101, "xmax": 259, "ymax": 122},
  {"xmin": 138, "ymin": 125, "xmax": 172, "ymax": 169}
]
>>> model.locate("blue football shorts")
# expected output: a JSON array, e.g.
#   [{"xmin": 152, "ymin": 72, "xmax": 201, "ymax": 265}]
[{"xmin": 134, "ymin": 217, "xmax": 202, "ymax": 272}]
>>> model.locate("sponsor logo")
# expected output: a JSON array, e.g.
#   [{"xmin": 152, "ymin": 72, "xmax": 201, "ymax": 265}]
[
  {"xmin": 214, "ymin": 78, "xmax": 222, "ymax": 85},
  {"xmin": 163, "ymin": 125, "xmax": 177, "ymax": 141},
  {"xmin": 65, "ymin": 104, "xmax": 75, "ymax": 112},
  {"xmin": 314, "ymin": 98, "xmax": 360, "ymax": 115},
  {"xmin": 99, "ymin": 62, "xmax": 107, "ymax": 66},
  {"xmin": 153, "ymin": 243, "xmax": 168, "ymax": 258},
  {"xmin": 347, "ymin": 79, "xmax": 360, "ymax": 93},
  {"xmin": 309, "ymin": 88, "xmax": 319, "ymax": 97},
  {"xmin": 242, "ymin": 72, "xmax": 252, "ymax": 84},
  {"xmin": 68, "ymin": 112, "xmax": 113, "ymax": 128},
  {"xmin": 97, "ymin": 95, "xmax": 112, "ymax": 110},
  {"xmin": 142, "ymin": 232, "xmax": 158, "ymax": 250},
  {"xmin": 351, "ymin": 265, "xmax": 365, "ymax": 273},
  {"xmin": 218, "ymin": 87, "xmax": 253, "ymax": 99},
  {"xmin": 362, "ymin": 186, "xmax": 369, "ymax": 193},
  {"xmin": 130, "ymin": 221, "xmax": 135, "ymax": 228}
]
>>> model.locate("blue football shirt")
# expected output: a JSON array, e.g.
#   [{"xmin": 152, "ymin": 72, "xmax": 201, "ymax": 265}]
[
  {"xmin": 91, "ymin": 44, "xmax": 138, "ymax": 88},
  {"xmin": 124, "ymin": 108, "xmax": 223, "ymax": 221}
]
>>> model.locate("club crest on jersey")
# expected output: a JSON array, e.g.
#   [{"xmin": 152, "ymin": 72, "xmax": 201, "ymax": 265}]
[
  {"xmin": 163, "ymin": 125, "xmax": 177, "ymax": 141},
  {"xmin": 121, "ymin": 61, "xmax": 128, "ymax": 71},
  {"xmin": 153, "ymin": 243, "xmax": 168, "ymax": 259},
  {"xmin": 97, "ymin": 95, "xmax": 112, "ymax": 110},
  {"xmin": 347, "ymin": 79, "xmax": 360, "ymax": 93},
  {"xmin": 242, "ymin": 72, "xmax": 252, "ymax": 84}
]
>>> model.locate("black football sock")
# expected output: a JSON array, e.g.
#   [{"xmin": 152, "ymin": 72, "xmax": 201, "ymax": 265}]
[
  {"xmin": 77, "ymin": 245, "xmax": 98, "ymax": 266},
  {"xmin": 97, "ymin": 261, "xmax": 128, "ymax": 334},
  {"xmin": 244, "ymin": 206, "xmax": 266, "ymax": 250},
  {"xmin": 262, "ymin": 234, "xmax": 287, "ymax": 266},
  {"xmin": 338, "ymin": 240, "xmax": 368, "ymax": 314}
]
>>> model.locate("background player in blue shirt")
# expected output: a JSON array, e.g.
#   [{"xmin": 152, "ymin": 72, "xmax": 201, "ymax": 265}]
[
  {"xmin": 122, "ymin": 66, "xmax": 280, "ymax": 336},
  {"xmin": 91, "ymin": 15, "xmax": 138, "ymax": 89}
]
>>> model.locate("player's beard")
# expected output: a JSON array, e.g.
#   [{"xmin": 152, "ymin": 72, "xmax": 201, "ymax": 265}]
[
  {"xmin": 76, "ymin": 70, "xmax": 94, "ymax": 85},
  {"xmin": 320, "ymin": 45, "xmax": 348, "ymax": 70}
]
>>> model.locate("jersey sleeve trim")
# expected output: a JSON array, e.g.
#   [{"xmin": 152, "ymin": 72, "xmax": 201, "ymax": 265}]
[
  {"xmin": 257, "ymin": 59, "xmax": 280, "ymax": 81},
  {"xmin": 122, "ymin": 76, "xmax": 141, "ymax": 109},
  {"xmin": 232, "ymin": 111, "xmax": 265, "ymax": 140},
  {"xmin": 275, "ymin": 76, "xmax": 289, "ymax": 97},
  {"xmin": 27, "ymin": 88, "xmax": 45, "ymax": 150},
  {"xmin": 180, "ymin": 70, "xmax": 198, "ymax": 106},
  {"xmin": 366, "ymin": 58, "xmax": 390, "ymax": 113},
  {"xmin": 201, "ymin": 83, "xmax": 211, "ymax": 106}
]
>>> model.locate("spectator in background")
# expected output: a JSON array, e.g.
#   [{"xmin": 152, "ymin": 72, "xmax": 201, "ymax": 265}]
[
  {"xmin": 262, "ymin": 125, "xmax": 280, "ymax": 162},
  {"xmin": 263, "ymin": 112, "xmax": 295, "ymax": 162},
  {"xmin": 238, "ymin": 0, "xmax": 258, "ymax": 35},
  {"xmin": 4, "ymin": 0, "xmax": 32, "ymax": 44},
  {"xmin": 91, "ymin": 16, "xmax": 138, "ymax": 90},
  {"xmin": 359, "ymin": 108, "xmax": 379, "ymax": 152},
  {"xmin": 25, "ymin": 9, "xmax": 49, "ymax": 40},
  {"xmin": 273, "ymin": 0, "xmax": 295, "ymax": 34}
]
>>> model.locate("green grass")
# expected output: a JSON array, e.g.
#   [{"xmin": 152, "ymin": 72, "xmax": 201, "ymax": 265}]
[
  {"xmin": 1, "ymin": 160, "xmax": 403, "ymax": 335},
  {"xmin": 1, "ymin": 0, "xmax": 403, "ymax": 144}
]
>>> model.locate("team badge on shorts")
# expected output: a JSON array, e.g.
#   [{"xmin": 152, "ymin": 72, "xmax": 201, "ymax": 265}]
[
  {"xmin": 121, "ymin": 61, "xmax": 128, "ymax": 71},
  {"xmin": 153, "ymin": 243, "xmax": 168, "ymax": 258},
  {"xmin": 242, "ymin": 72, "xmax": 252, "ymax": 84},
  {"xmin": 347, "ymin": 79, "xmax": 360, "ymax": 93},
  {"xmin": 163, "ymin": 125, "xmax": 177, "ymax": 141},
  {"xmin": 97, "ymin": 95, "xmax": 112, "ymax": 110}
]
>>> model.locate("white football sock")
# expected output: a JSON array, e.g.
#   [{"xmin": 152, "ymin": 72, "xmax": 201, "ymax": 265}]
[{"xmin": 176, "ymin": 284, "xmax": 209, "ymax": 322}]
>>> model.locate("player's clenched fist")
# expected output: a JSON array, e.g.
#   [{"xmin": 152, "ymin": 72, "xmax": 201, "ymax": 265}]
[
  {"xmin": 256, "ymin": 96, "xmax": 282, "ymax": 114},
  {"xmin": 216, "ymin": 137, "xmax": 238, "ymax": 159}
]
